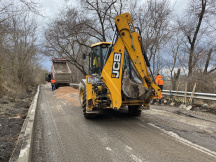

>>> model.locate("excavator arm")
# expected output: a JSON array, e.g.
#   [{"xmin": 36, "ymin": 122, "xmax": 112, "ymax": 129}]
[{"xmin": 100, "ymin": 12, "xmax": 161, "ymax": 109}]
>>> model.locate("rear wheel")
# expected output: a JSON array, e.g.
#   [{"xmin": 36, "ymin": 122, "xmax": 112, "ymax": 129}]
[{"xmin": 128, "ymin": 105, "xmax": 142, "ymax": 116}]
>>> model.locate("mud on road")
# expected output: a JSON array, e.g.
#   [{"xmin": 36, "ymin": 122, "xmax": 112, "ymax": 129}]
[{"xmin": 0, "ymin": 88, "xmax": 36, "ymax": 162}]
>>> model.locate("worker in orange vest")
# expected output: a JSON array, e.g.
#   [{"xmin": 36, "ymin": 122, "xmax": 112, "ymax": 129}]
[
  {"xmin": 51, "ymin": 78, "xmax": 56, "ymax": 91},
  {"xmin": 152, "ymin": 74, "xmax": 163, "ymax": 105}
]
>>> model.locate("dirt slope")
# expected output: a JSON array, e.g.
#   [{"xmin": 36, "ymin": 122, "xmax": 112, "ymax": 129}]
[{"xmin": 0, "ymin": 88, "xmax": 36, "ymax": 162}]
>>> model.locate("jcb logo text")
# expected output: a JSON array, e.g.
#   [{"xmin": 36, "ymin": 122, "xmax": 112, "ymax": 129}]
[{"xmin": 112, "ymin": 53, "xmax": 121, "ymax": 78}]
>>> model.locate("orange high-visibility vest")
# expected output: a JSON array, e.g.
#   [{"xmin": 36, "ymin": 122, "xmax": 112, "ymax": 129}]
[
  {"xmin": 51, "ymin": 79, "xmax": 56, "ymax": 83},
  {"xmin": 156, "ymin": 75, "xmax": 163, "ymax": 85}
]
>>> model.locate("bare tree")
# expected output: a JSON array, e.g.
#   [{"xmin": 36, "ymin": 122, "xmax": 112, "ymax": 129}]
[
  {"xmin": 45, "ymin": 8, "xmax": 90, "ymax": 76},
  {"xmin": 175, "ymin": 0, "xmax": 216, "ymax": 92},
  {"xmin": 3, "ymin": 13, "xmax": 38, "ymax": 87},
  {"xmin": 19, "ymin": 0, "xmax": 41, "ymax": 14},
  {"xmin": 163, "ymin": 34, "xmax": 182, "ymax": 90},
  {"xmin": 135, "ymin": 0, "xmax": 172, "ymax": 75},
  {"xmin": 203, "ymin": 48, "xmax": 216, "ymax": 74},
  {"xmin": 0, "ymin": 0, "xmax": 44, "ymax": 93},
  {"xmin": 178, "ymin": 0, "xmax": 216, "ymax": 76},
  {"xmin": 79, "ymin": 0, "xmax": 119, "ymax": 42}
]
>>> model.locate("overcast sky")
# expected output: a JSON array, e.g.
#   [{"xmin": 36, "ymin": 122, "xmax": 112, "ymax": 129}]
[
  {"xmin": 39, "ymin": 0, "xmax": 188, "ymax": 18},
  {"xmin": 38, "ymin": 0, "xmax": 188, "ymax": 70}
]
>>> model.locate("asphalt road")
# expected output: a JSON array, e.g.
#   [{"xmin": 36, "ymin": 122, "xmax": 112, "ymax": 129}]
[{"xmin": 32, "ymin": 83, "xmax": 216, "ymax": 162}]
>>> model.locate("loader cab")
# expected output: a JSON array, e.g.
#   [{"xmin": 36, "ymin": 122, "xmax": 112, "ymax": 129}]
[
  {"xmin": 90, "ymin": 42, "xmax": 132, "ymax": 77},
  {"xmin": 90, "ymin": 42, "xmax": 111, "ymax": 75}
]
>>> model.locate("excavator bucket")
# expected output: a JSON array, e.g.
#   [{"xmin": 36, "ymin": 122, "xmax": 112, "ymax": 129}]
[{"xmin": 122, "ymin": 69, "xmax": 148, "ymax": 98}]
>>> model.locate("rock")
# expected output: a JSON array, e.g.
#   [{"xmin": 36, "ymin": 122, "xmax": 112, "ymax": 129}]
[{"xmin": 202, "ymin": 104, "xmax": 208, "ymax": 108}]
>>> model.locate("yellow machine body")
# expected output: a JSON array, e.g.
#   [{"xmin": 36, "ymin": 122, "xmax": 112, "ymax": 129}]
[{"xmin": 84, "ymin": 13, "xmax": 160, "ymax": 113}]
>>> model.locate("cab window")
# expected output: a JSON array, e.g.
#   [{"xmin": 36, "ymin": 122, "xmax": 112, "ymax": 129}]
[{"xmin": 92, "ymin": 46, "xmax": 100, "ymax": 74}]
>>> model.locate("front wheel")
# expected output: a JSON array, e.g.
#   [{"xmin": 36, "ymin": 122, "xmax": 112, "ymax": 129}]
[
  {"xmin": 79, "ymin": 82, "xmax": 86, "ymax": 107},
  {"xmin": 79, "ymin": 82, "xmax": 96, "ymax": 119}
]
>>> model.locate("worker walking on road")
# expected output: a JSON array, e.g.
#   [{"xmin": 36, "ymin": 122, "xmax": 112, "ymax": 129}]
[
  {"xmin": 51, "ymin": 78, "xmax": 56, "ymax": 91},
  {"xmin": 152, "ymin": 74, "xmax": 163, "ymax": 105}
]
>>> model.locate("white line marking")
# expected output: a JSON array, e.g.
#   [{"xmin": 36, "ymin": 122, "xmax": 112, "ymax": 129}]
[
  {"xmin": 130, "ymin": 154, "xmax": 143, "ymax": 162},
  {"xmin": 61, "ymin": 101, "xmax": 67, "ymax": 106},
  {"xmin": 125, "ymin": 145, "xmax": 133, "ymax": 151},
  {"xmin": 148, "ymin": 123, "xmax": 216, "ymax": 158},
  {"xmin": 124, "ymin": 146, "xmax": 147, "ymax": 162},
  {"xmin": 106, "ymin": 147, "xmax": 112, "ymax": 151}
]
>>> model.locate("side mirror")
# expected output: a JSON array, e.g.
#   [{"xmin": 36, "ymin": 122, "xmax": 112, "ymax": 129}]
[{"xmin": 82, "ymin": 53, "xmax": 86, "ymax": 59}]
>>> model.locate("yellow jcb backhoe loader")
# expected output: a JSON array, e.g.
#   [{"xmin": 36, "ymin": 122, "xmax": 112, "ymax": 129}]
[{"xmin": 79, "ymin": 12, "xmax": 161, "ymax": 118}]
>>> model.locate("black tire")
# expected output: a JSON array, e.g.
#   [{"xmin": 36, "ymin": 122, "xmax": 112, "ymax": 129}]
[
  {"xmin": 128, "ymin": 105, "xmax": 142, "ymax": 116},
  {"xmin": 81, "ymin": 87, "xmax": 86, "ymax": 109},
  {"xmin": 79, "ymin": 82, "xmax": 86, "ymax": 107},
  {"xmin": 79, "ymin": 83, "xmax": 96, "ymax": 119}
]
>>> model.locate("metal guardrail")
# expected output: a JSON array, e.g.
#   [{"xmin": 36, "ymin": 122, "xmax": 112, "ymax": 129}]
[
  {"xmin": 71, "ymin": 83, "xmax": 216, "ymax": 101},
  {"xmin": 162, "ymin": 90, "xmax": 216, "ymax": 101}
]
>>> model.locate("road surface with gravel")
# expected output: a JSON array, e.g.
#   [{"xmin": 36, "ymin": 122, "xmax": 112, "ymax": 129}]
[{"xmin": 32, "ymin": 83, "xmax": 216, "ymax": 162}]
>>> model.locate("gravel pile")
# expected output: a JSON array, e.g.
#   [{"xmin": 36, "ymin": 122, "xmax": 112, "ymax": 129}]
[{"xmin": 54, "ymin": 87, "xmax": 80, "ymax": 106}]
